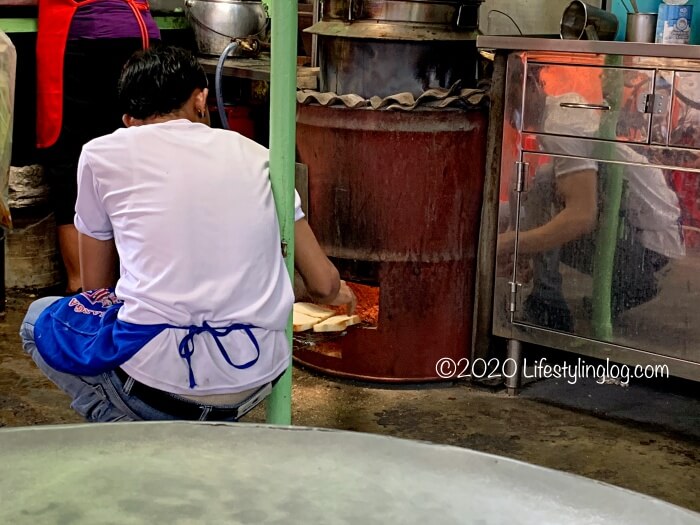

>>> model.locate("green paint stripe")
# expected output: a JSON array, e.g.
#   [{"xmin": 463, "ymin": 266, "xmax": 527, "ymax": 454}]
[
  {"xmin": 155, "ymin": 15, "xmax": 190, "ymax": 30},
  {"xmin": 0, "ymin": 19, "xmax": 37, "ymax": 33},
  {"xmin": 0, "ymin": 16, "xmax": 188, "ymax": 33}
]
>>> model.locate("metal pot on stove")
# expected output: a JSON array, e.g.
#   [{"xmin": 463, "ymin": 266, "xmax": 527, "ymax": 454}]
[
  {"xmin": 322, "ymin": 0, "xmax": 481, "ymax": 28},
  {"xmin": 307, "ymin": 0, "xmax": 483, "ymax": 98},
  {"xmin": 184, "ymin": 0, "xmax": 268, "ymax": 56}
]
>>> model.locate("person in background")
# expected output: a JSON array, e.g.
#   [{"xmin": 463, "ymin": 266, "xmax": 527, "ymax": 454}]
[
  {"xmin": 498, "ymin": 90, "xmax": 684, "ymax": 332},
  {"xmin": 36, "ymin": 0, "xmax": 161, "ymax": 293},
  {"xmin": 20, "ymin": 46, "xmax": 355, "ymax": 422},
  {"xmin": 498, "ymin": 93, "xmax": 599, "ymax": 332}
]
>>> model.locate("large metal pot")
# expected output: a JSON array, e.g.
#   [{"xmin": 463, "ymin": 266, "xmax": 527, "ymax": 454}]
[
  {"xmin": 323, "ymin": 0, "xmax": 481, "ymax": 28},
  {"xmin": 307, "ymin": 0, "xmax": 481, "ymax": 97},
  {"xmin": 184, "ymin": 0, "xmax": 267, "ymax": 56},
  {"xmin": 2, "ymin": 423, "xmax": 699, "ymax": 524},
  {"xmin": 317, "ymin": 35, "xmax": 477, "ymax": 97}
]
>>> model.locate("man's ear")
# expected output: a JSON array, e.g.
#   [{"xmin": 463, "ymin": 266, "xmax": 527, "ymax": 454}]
[
  {"xmin": 195, "ymin": 88, "xmax": 208, "ymax": 114},
  {"xmin": 123, "ymin": 114, "xmax": 136, "ymax": 127}
]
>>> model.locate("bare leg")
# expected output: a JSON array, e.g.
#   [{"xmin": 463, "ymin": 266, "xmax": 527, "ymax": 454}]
[{"xmin": 57, "ymin": 224, "xmax": 81, "ymax": 293}]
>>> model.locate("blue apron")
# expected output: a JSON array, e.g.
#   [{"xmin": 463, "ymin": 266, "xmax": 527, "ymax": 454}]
[{"xmin": 34, "ymin": 289, "xmax": 260, "ymax": 389}]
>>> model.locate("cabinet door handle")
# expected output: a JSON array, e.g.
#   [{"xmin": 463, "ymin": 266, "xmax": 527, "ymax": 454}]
[{"xmin": 559, "ymin": 102, "xmax": 611, "ymax": 111}]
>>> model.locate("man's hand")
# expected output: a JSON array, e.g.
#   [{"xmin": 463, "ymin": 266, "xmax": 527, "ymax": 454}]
[
  {"xmin": 328, "ymin": 280, "xmax": 357, "ymax": 315},
  {"xmin": 497, "ymin": 229, "xmax": 516, "ymax": 257}
]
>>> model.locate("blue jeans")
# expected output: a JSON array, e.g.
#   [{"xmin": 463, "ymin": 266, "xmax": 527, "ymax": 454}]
[{"xmin": 19, "ymin": 297, "xmax": 250, "ymax": 423}]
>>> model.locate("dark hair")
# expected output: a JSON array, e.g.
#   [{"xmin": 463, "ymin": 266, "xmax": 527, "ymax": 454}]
[{"xmin": 118, "ymin": 46, "xmax": 208, "ymax": 119}]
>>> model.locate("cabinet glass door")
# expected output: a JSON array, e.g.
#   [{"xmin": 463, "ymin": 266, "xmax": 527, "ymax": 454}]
[
  {"xmin": 509, "ymin": 149, "xmax": 700, "ymax": 365},
  {"xmin": 668, "ymin": 71, "xmax": 700, "ymax": 150}
]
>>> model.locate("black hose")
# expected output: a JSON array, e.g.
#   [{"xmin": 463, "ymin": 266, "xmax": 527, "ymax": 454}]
[{"xmin": 215, "ymin": 41, "xmax": 240, "ymax": 130}]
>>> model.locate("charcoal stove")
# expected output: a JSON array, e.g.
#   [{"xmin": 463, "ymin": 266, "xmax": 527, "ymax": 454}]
[
  {"xmin": 294, "ymin": 105, "xmax": 487, "ymax": 382},
  {"xmin": 294, "ymin": 0, "xmax": 487, "ymax": 382}
]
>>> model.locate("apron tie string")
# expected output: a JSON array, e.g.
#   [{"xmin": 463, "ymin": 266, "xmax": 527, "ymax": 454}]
[
  {"xmin": 177, "ymin": 322, "xmax": 261, "ymax": 388},
  {"xmin": 124, "ymin": 0, "xmax": 151, "ymax": 49}
]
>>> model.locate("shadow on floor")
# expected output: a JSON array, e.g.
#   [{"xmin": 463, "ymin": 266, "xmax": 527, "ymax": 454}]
[{"xmin": 521, "ymin": 375, "xmax": 700, "ymax": 440}]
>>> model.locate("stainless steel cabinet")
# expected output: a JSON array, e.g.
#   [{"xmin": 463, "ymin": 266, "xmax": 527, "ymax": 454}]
[
  {"xmin": 487, "ymin": 43, "xmax": 700, "ymax": 383},
  {"xmin": 669, "ymin": 72, "xmax": 700, "ymax": 149},
  {"xmin": 522, "ymin": 63, "xmax": 656, "ymax": 143}
]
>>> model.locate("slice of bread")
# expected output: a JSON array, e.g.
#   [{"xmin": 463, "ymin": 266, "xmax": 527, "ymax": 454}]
[
  {"xmin": 293, "ymin": 302, "xmax": 336, "ymax": 321},
  {"xmin": 312, "ymin": 314, "xmax": 361, "ymax": 333},
  {"xmin": 293, "ymin": 311, "xmax": 321, "ymax": 332}
]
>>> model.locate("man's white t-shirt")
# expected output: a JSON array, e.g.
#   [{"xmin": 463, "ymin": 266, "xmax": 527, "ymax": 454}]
[{"xmin": 74, "ymin": 119, "xmax": 303, "ymax": 395}]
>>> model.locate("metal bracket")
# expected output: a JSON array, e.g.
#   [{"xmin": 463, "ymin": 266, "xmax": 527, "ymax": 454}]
[
  {"xmin": 639, "ymin": 93, "xmax": 667, "ymax": 114},
  {"xmin": 295, "ymin": 162, "xmax": 309, "ymax": 220},
  {"xmin": 515, "ymin": 161, "xmax": 529, "ymax": 193},
  {"xmin": 456, "ymin": 3, "xmax": 480, "ymax": 29},
  {"xmin": 311, "ymin": 0, "xmax": 321, "ymax": 68},
  {"xmin": 347, "ymin": 0, "xmax": 363, "ymax": 21}
]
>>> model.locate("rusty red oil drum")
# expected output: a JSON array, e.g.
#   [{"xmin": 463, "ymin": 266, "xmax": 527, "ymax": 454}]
[{"xmin": 295, "ymin": 105, "xmax": 487, "ymax": 382}]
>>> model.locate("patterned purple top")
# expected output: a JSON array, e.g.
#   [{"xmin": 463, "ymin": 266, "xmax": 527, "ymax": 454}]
[{"xmin": 69, "ymin": 0, "xmax": 161, "ymax": 40}]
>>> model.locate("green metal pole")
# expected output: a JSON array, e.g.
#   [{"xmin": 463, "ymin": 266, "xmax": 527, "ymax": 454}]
[
  {"xmin": 591, "ymin": 58, "xmax": 624, "ymax": 340},
  {"xmin": 591, "ymin": 157, "xmax": 623, "ymax": 339},
  {"xmin": 266, "ymin": 0, "xmax": 297, "ymax": 425}
]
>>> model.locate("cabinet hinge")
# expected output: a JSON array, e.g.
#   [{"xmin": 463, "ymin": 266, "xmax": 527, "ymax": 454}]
[
  {"xmin": 515, "ymin": 161, "xmax": 529, "ymax": 193},
  {"xmin": 640, "ymin": 93, "xmax": 666, "ymax": 114},
  {"xmin": 508, "ymin": 281, "xmax": 522, "ymax": 314}
]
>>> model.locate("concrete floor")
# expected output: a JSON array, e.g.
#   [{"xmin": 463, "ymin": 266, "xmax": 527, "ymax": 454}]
[{"xmin": 1, "ymin": 292, "xmax": 698, "ymax": 514}]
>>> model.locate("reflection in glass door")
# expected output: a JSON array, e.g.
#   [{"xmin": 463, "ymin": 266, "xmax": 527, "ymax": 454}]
[{"xmin": 509, "ymin": 149, "xmax": 700, "ymax": 366}]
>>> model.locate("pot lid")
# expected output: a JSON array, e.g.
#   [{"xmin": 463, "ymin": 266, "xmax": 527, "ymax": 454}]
[{"xmin": 305, "ymin": 20, "xmax": 479, "ymax": 41}]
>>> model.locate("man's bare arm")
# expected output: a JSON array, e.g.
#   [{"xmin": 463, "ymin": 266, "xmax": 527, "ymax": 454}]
[
  {"xmin": 294, "ymin": 219, "xmax": 356, "ymax": 313},
  {"xmin": 499, "ymin": 169, "xmax": 598, "ymax": 256},
  {"xmin": 79, "ymin": 234, "xmax": 118, "ymax": 290}
]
